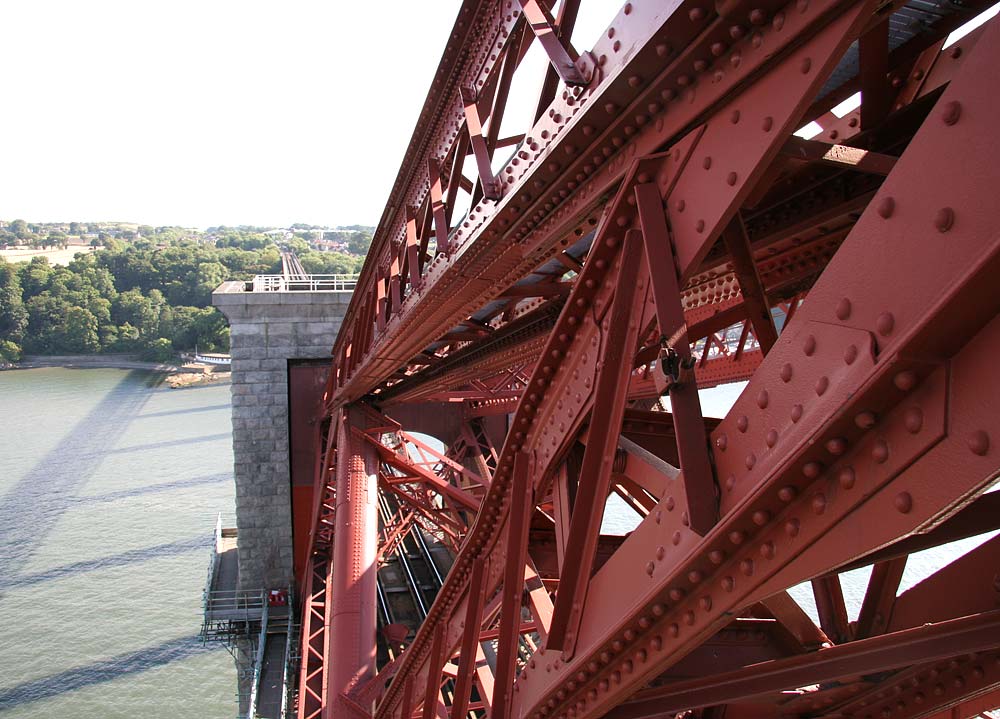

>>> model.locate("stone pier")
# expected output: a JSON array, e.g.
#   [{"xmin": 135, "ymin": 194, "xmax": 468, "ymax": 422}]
[{"xmin": 213, "ymin": 279, "xmax": 351, "ymax": 591}]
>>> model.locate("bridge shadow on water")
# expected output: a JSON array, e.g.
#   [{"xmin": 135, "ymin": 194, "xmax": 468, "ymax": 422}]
[
  {"xmin": 0, "ymin": 371, "xmax": 157, "ymax": 587},
  {"xmin": 136, "ymin": 403, "xmax": 231, "ymax": 420},
  {"xmin": 74, "ymin": 472, "xmax": 232, "ymax": 505},
  {"xmin": 0, "ymin": 635, "xmax": 221, "ymax": 710},
  {"xmin": 5, "ymin": 536, "xmax": 211, "ymax": 590}
]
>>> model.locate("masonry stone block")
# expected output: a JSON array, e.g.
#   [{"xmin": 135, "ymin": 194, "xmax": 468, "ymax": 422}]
[{"xmin": 214, "ymin": 282, "xmax": 350, "ymax": 591}]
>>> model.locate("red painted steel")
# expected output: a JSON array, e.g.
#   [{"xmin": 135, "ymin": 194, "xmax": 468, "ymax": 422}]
[{"xmin": 290, "ymin": 2, "xmax": 1000, "ymax": 719}]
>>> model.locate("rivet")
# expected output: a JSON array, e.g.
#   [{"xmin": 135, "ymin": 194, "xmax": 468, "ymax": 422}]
[
  {"xmin": 624, "ymin": 629, "xmax": 636, "ymax": 642},
  {"xmin": 746, "ymin": 453, "xmax": 756, "ymax": 469},
  {"xmin": 729, "ymin": 530, "xmax": 746, "ymax": 545},
  {"xmin": 778, "ymin": 486, "xmax": 797, "ymax": 502},
  {"xmin": 689, "ymin": 570, "xmax": 704, "ymax": 584},
  {"xmin": 856, "ymin": 410, "xmax": 877, "ymax": 428},
  {"xmin": 791, "ymin": 404, "xmax": 803, "ymax": 422},
  {"xmin": 766, "ymin": 429, "xmax": 778, "ymax": 447},
  {"xmin": 737, "ymin": 415, "xmax": 749, "ymax": 432},
  {"xmin": 730, "ymin": 25, "xmax": 746, "ymax": 39},
  {"xmin": 709, "ymin": 549, "xmax": 725, "ymax": 564},
  {"xmin": 803, "ymin": 461, "xmax": 822, "ymax": 479},
  {"xmin": 934, "ymin": 207, "xmax": 955, "ymax": 233},
  {"xmin": 675, "ymin": 199, "xmax": 686, "ymax": 212},
  {"xmin": 696, "ymin": 219, "xmax": 705, "ymax": 233},
  {"xmin": 836, "ymin": 298, "xmax": 852, "ymax": 320},
  {"xmin": 812, "ymin": 492, "xmax": 826, "ymax": 514},
  {"xmin": 780, "ymin": 363, "xmax": 793, "ymax": 382},
  {"xmin": 876, "ymin": 312, "xmax": 895, "ymax": 336},
  {"xmin": 942, "ymin": 101, "xmax": 962, "ymax": 125},
  {"xmin": 844, "ymin": 344, "xmax": 858, "ymax": 365},
  {"xmin": 725, "ymin": 474, "xmax": 736, "ymax": 491},
  {"xmin": 666, "ymin": 496, "xmax": 675, "ymax": 511},
  {"xmin": 772, "ymin": 11, "xmax": 785, "ymax": 30},
  {"xmin": 800, "ymin": 57, "xmax": 812, "ymax": 74},
  {"xmin": 904, "ymin": 407, "xmax": 923, "ymax": 434},
  {"xmin": 894, "ymin": 492, "xmax": 914, "ymax": 514},
  {"xmin": 645, "ymin": 561, "xmax": 655, "ymax": 575},
  {"xmin": 762, "ymin": 116, "xmax": 773, "ymax": 132},
  {"xmin": 716, "ymin": 434, "xmax": 728, "ymax": 450},
  {"xmin": 839, "ymin": 467, "xmax": 856, "ymax": 489},
  {"xmin": 826, "ymin": 437, "xmax": 847, "ymax": 455},
  {"xmin": 740, "ymin": 558, "xmax": 755, "ymax": 576},
  {"xmin": 727, "ymin": 172, "xmax": 738, "ymax": 186},
  {"xmin": 757, "ymin": 389, "xmax": 769, "ymax": 408},
  {"xmin": 872, "ymin": 439, "xmax": 889, "ymax": 464},
  {"xmin": 785, "ymin": 518, "xmax": 800, "ymax": 536},
  {"xmin": 638, "ymin": 617, "xmax": 652, "ymax": 630},
  {"xmin": 652, "ymin": 603, "xmax": 666, "ymax": 617},
  {"xmin": 672, "ymin": 530, "xmax": 682, "ymax": 545},
  {"xmin": 968, "ymin": 430, "xmax": 990, "ymax": 456},
  {"xmin": 669, "ymin": 623, "xmax": 680, "ymax": 637},
  {"xmin": 760, "ymin": 541, "xmax": 775, "ymax": 559},
  {"xmin": 721, "ymin": 576, "xmax": 735, "ymax": 592},
  {"xmin": 803, "ymin": 335, "xmax": 816, "ymax": 355},
  {"xmin": 893, "ymin": 370, "xmax": 917, "ymax": 391},
  {"xmin": 753, "ymin": 509, "xmax": 771, "ymax": 525},
  {"xmin": 877, "ymin": 197, "xmax": 895, "ymax": 218},
  {"xmin": 749, "ymin": 8, "xmax": 766, "ymax": 24},
  {"xmin": 815, "ymin": 376, "xmax": 829, "ymax": 396},
  {"xmin": 689, "ymin": 7, "xmax": 706, "ymax": 21},
  {"xmin": 730, "ymin": 109, "xmax": 741, "ymax": 124}
]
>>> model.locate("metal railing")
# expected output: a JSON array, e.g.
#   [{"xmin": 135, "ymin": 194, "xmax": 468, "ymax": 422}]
[
  {"xmin": 250, "ymin": 274, "xmax": 358, "ymax": 292},
  {"xmin": 245, "ymin": 602, "xmax": 270, "ymax": 719},
  {"xmin": 204, "ymin": 588, "xmax": 267, "ymax": 621}
]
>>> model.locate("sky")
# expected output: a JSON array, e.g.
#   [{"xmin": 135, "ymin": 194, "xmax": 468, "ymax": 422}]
[
  {"xmin": 0, "ymin": 1, "xmax": 617, "ymax": 229},
  {"xmin": 3, "ymin": 1, "xmax": 995, "ymax": 229},
  {"xmin": 0, "ymin": 2, "xmax": 464, "ymax": 228}
]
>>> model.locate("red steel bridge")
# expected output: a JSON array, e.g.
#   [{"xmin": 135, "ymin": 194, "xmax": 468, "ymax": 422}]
[{"xmin": 287, "ymin": 1, "xmax": 1000, "ymax": 717}]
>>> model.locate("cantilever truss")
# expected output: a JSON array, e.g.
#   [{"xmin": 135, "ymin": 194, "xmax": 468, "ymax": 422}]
[{"xmin": 296, "ymin": 1, "xmax": 1000, "ymax": 718}]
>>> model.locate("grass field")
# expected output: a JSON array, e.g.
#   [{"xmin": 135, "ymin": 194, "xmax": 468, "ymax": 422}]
[{"xmin": 0, "ymin": 246, "xmax": 94, "ymax": 265}]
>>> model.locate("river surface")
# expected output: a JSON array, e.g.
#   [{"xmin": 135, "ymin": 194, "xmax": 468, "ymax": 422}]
[{"xmin": 0, "ymin": 368, "xmax": 236, "ymax": 718}]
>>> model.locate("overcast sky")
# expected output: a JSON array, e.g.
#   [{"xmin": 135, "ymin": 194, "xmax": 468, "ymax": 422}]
[{"xmin": 0, "ymin": 1, "xmax": 619, "ymax": 229}]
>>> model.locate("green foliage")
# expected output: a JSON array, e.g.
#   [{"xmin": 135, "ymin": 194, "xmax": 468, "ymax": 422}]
[
  {"xmin": 0, "ymin": 259, "xmax": 28, "ymax": 344},
  {"xmin": 0, "ymin": 220, "xmax": 369, "ymax": 361},
  {"xmin": 0, "ymin": 340, "xmax": 22, "ymax": 363},
  {"xmin": 140, "ymin": 337, "xmax": 176, "ymax": 362}
]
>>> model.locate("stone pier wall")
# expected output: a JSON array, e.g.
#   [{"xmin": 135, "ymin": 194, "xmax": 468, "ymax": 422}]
[{"xmin": 213, "ymin": 281, "xmax": 351, "ymax": 591}]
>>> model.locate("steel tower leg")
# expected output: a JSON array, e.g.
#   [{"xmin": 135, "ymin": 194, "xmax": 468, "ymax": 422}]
[{"xmin": 326, "ymin": 407, "xmax": 379, "ymax": 717}]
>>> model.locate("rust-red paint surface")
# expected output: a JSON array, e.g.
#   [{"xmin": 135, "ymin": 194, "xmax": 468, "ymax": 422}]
[{"xmin": 293, "ymin": 2, "xmax": 1000, "ymax": 719}]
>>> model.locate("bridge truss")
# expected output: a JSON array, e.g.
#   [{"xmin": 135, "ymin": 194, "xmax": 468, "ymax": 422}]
[{"xmin": 295, "ymin": 1, "xmax": 1000, "ymax": 718}]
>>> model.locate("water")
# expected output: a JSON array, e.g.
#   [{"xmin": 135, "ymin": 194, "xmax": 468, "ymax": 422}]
[{"xmin": 0, "ymin": 368, "xmax": 236, "ymax": 718}]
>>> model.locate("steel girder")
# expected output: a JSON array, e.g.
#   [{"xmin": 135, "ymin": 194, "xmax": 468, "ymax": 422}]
[{"xmin": 296, "ymin": 2, "xmax": 1000, "ymax": 719}]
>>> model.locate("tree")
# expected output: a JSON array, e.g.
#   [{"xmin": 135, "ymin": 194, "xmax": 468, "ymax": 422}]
[
  {"xmin": 62, "ymin": 307, "xmax": 100, "ymax": 353},
  {"xmin": 0, "ymin": 259, "xmax": 27, "ymax": 344},
  {"xmin": 0, "ymin": 339, "xmax": 22, "ymax": 363},
  {"xmin": 8, "ymin": 219, "xmax": 28, "ymax": 239},
  {"xmin": 141, "ymin": 337, "xmax": 175, "ymax": 362},
  {"xmin": 347, "ymin": 231, "xmax": 373, "ymax": 255}
]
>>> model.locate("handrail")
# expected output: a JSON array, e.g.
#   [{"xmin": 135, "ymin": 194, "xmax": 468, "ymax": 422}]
[
  {"xmin": 279, "ymin": 588, "xmax": 296, "ymax": 719},
  {"xmin": 246, "ymin": 601, "xmax": 269, "ymax": 719},
  {"xmin": 202, "ymin": 514, "xmax": 224, "ymax": 616},
  {"xmin": 250, "ymin": 274, "xmax": 359, "ymax": 293}
]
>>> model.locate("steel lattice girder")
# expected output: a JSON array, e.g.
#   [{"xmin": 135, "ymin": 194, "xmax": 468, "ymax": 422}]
[{"xmin": 297, "ymin": 1, "xmax": 1000, "ymax": 718}]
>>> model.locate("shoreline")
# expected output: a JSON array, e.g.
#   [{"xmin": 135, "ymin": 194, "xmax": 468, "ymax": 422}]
[
  {"xmin": 12, "ymin": 354, "xmax": 183, "ymax": 372},
  {"xmin": 7, "ymin": 355, "xmax": 233, "ymax": 388}
]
